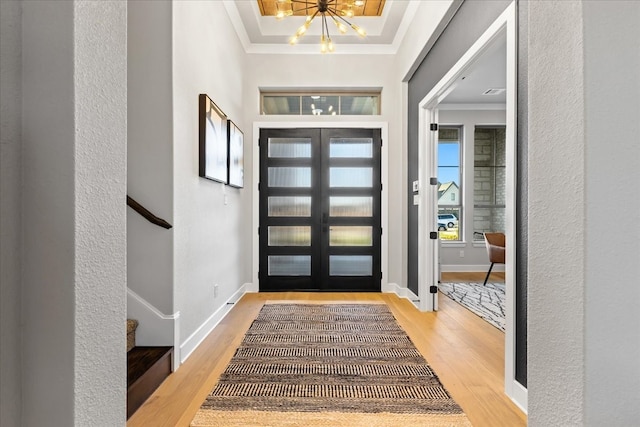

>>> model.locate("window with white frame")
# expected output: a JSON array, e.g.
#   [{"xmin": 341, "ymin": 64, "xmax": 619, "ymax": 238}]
[
  {"xmin": 473, "ymin": 126, "xmax": 506, "ymax": 240},
  {"xmin": 261, "ymin": 92, "xmax": 380, "ymax": 116},
  {"xmin": 437, "ymin": 127, "xmax": 462, "ymax": 241}
]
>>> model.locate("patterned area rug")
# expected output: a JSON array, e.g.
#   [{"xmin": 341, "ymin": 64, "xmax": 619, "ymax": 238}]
[
  {"xmin": 439, "ymin": 282, "xmax": 506, "ymax": 331},
  {"xmin": 191, "ymin": 303, "xmax": 471, "ymax": 426}
]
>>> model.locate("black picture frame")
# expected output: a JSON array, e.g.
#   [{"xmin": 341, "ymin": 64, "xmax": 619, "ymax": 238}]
[
  {"xmin": 227, "ymin": 120, "xmax": 244, "ymax": 188},
  {"xmin": 199, "ymin": 94, "xmax": 227, "ymax": 183}
]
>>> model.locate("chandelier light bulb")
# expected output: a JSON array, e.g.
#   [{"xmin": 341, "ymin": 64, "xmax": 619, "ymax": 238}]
[
  {"xmin": 342, "ymin": 9, "xmax": 354, "ymax": 18},
  {"xmin": 276, "ymin": 0, "xmax": 367, "ymax": 53},
  {"xmin": 276, "ymin": 9, "xmax": 293, "ymax": 20},
  {"xmin": 296, "ymin": 24, "xmax": 308, "ymax": 36},
  {"xmin": 333, "ymin": 18, "xmax": 348, "ymax": 34},
  {"xmin": 352, "ymin": 24, "xmax": 366, "ymax": 37}
]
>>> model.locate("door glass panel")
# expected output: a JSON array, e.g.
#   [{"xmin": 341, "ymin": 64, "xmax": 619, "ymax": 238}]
[
  {"xmin": 268, "ymin": 197, "xmax": 312, "ymax": 217},
  {"xmin": 329, "ymin": 197, "xmax": 373, "ymax": 217},
  {"xmin": 329, "ymin": 255, "xmax": 372, "ymax": 276},
  {"xmin": 330, "ymin": 227, "xmax": 372, "ymax": 246},
  {"xmin": 330, "ymin": 167, "xmax": 372, "ymax": 188},
  {"xmin": 268, "ymin": 226, "xmax": 311, "ymax": 246},
  {"xmin": 329, "ymin": 138, "xmax": 373, "ymax": 158},
  {"xmin": 268, "ymin": 138, "xmax": 312, "ymax": 158},
  {"xmin": 268, "ymin": 167, "xmax": 311, "ymax": 187},
  {"xmin": 268, "ymin": 256, "xmax": 311, "ymax": 276}
]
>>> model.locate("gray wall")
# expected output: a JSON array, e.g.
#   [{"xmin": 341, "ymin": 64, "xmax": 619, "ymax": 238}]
[
  {"xmin": 406, "ymin": 0, "xmax": 512, "ymax": 293},
  {"xmin": 406, "ymin": 0, "xmax": 525, "ymax": 386},
  {"xmin": 0, "ymin": 1, "xmax": 23, "ymax": 424},
  {"xmin": 528, "ymin": 1, "xmax": 640, "ymax": 424},
  {"xmin": 515, "ymin": 0, "xmax": 528, "ymax": 388},
  {"xmin": 128, "ymin": 0, "xmax": 175, "ymax": 315},
  {"xmin": 582, "ymin": 1, "xmax": 640, "ymax": 424},
  {"xmin": 1, "ymin": 2, "xmax": 128, "ymax": 425}
]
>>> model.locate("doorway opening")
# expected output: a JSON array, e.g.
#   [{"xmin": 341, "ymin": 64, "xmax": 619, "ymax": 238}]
[{"xmin": 416, "ymin": 2, "xmax": 525, "ymax": 410}]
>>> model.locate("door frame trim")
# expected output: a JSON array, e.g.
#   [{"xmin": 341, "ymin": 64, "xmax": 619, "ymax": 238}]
[
  {"xmin": 416, "ymin": 2, "xmax": 525, "ymax": 411},
  {"xmin": 250, "ymin": 121, "xmax": 389, "ymax": 294}
]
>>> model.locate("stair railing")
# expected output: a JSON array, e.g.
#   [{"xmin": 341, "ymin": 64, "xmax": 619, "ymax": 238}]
[{"xmin": 127, "ymin": 195, "xmax": 173, "ymax": 229}]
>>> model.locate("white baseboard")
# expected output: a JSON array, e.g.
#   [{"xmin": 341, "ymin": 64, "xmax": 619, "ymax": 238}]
[
  {"xmin": 382, "ymin": 282, "xmax": 420, "ymax": 304},
  {"xmin": 179, "ymin": 284, "xmax": 247, "ymax": 364},
  {"xmin": 244, "ymin": 281, "xmax": 258, "ymax": 293},
  {"xmin": 441, "ymin": 264, "xmax": 505, "ymax": 273},
  {"xmin": 508, "ymin": 379, "xmax": 528, "ymax": 414}
]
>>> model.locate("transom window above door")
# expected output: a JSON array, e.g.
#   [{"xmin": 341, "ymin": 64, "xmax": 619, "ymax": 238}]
[{"xmin": 261, "ymin": 91, "xmax": 381, "ymax": 115}]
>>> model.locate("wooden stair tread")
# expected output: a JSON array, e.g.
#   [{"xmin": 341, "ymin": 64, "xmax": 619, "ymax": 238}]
[
  {"xmin": 127, "ymin": 346, "xmax": 172, "ymax": 386},
  {"xmin": 127, "ymin": 346, "xmax": 173, "ymax": 419}
]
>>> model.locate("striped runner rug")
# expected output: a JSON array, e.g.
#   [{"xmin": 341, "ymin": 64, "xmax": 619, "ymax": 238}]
[{"xmin": 191, "ymin": 303, "xmax": 471, "ymax": 426}]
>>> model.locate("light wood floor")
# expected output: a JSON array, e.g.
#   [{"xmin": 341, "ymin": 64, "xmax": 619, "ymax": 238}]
[{"xmin": 128, "ymin": 273, "xmax": 524, "ymax": 427}]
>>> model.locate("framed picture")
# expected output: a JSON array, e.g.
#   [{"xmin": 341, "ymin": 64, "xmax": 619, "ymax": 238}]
[
  {"xmin": 199, "ymin": 94, "xmax": 227, "ymax": 183},
  {"xmin": 227, "ymin": 120, "xmax": 244, "ymax": 188}
]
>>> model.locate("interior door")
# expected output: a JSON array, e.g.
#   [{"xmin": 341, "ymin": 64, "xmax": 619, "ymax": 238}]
[{"xmin": 259, "ymin": 128, "xmax": 381, "ymax": 292}]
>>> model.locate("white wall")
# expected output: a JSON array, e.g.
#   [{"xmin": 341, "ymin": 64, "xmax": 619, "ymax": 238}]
[
  {"xmin": 583, "ymin": 1, "xmax": 640, "ymax": 424},
  {"xmin": 173, "ymin": 1, "xmax": 250, "ymax": 350},
  {"xmin": 243, "ymin": 53, "xmax": 405, "ymax": 288},
  {"xmin": 528, "ymin": 1, "xmax": 640, "ymax": 425},
  {"xmin": 21, "ymin": 2, "xmax": 127, "ymax": 426},
  {"xmin": 0, "ymin": 1, "xmax": 22, "ymax": 424},
  {"xmin": 438, "ymin": 109, "xmax": 506, "ymax": 270},
  {"xmin": 128, "ymin": 0, "xmax": 175, "ymax": 316}
]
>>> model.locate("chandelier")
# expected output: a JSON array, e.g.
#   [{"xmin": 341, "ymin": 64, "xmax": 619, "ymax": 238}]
[{"xmin": 275, "ymin": 0, "xmax": 367, "ymax": 53}]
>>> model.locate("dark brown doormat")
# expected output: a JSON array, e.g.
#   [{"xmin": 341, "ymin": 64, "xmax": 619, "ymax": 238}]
[{"xmin": 191, "ymin": 303, "xmax": 471, "ymax": 426}]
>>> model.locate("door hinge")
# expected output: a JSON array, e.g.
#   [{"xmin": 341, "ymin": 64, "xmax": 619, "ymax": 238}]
[
  {"xmin": 258, "ymin": 226, "xmax": 261, "ymax": 235},
  {"xmin": 429, "ymin": 231, "xmax": 438, "ymax": 239},
  {"xmin": 430, "ymin": 177, "xmax": 438, "ymax": 185},
  {"xmin": 430, "ymin": 285, "xmax": 438, "ymax": 294},
  {"xmin": 258, "ymin": 182, "xmax": 261, "ymax": 191},
  {"xmin": 430, "ymin": 123, "xmax": 438, "ymax": 131}
]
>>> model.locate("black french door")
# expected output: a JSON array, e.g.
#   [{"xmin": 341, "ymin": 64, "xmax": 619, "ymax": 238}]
[{"xmin": 259, "ymin": 128, "xmax": 382, "ymax": 292}]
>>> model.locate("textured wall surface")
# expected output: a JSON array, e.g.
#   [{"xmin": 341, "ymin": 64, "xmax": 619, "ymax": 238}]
[
  {"xmin": 583, "ymin": 1, "xmax": 640, "ymax": 424},
  {"xmin": 173, "ymin": 1, "xmax": 250, "ymax": 343},
  {"xmin": 0, "ymin": 1, "xmax": 22, "ymax": 424},
  {"xmin": 73, "ymin": 2, "xmax": 127, "ymax": 425},
  {"xmin": 527, "ymin": 1, "xmax": 585, "ymax": 425},
  {"xmin": 21, "ymin": 2, "xmax": 127, "ymax": 425}
]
